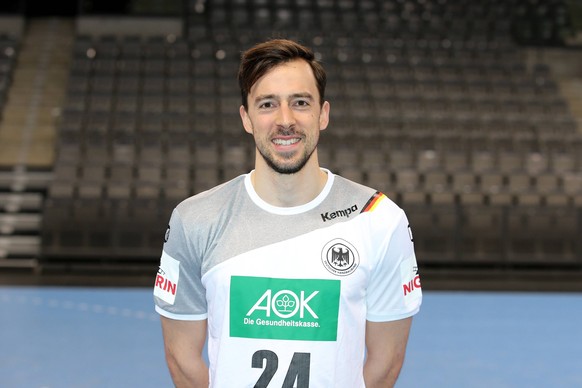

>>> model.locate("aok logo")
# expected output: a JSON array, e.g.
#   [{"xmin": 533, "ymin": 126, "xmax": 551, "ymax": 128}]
[
  {"xmin": 246, "ymin": 289, "xmax": 319, "ymax": 319},
  {"xmin": 230, "ymin": 276, "xmax": 340, "ymax": 341}
]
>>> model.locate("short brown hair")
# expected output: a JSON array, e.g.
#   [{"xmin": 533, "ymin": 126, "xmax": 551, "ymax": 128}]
[{"xmin": 238, "ymin": 39, "xmax": 327, "ymax": 110}]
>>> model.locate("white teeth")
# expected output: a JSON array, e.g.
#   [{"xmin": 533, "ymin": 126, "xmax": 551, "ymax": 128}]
[{"xmin": 273, "ymin": 138, "xmax": 300, "ymax": 146}]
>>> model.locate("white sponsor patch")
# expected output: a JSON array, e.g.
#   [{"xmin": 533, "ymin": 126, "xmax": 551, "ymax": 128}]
[{"xmin": 153, "ymin": 251, "xmax": 180, "ymax": 305}]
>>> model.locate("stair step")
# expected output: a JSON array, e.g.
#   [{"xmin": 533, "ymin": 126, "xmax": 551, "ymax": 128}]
[
  {"xmin": 0, "ymin": 258, "xmax": 37, "ymax": 268},
  {"xmin": 0, "ymin": 236, "xmax": 40, "ymax": 259},
  {"xmin": 0, "ymin": 214, "xmax": 42, "ymax": 234},
  {"xmin": 1, "ymin": 17, "xmax": 74, "ymax": 174},
  {"xmin": 0, "ymin": 192, "xmax": 44, "ymax": 212},
  {"xmin": 0, "ymin": 170, "xmax": 52, "ymax": 191}
]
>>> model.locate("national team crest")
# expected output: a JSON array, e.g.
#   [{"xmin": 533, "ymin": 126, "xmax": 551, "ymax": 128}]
[{"xmin": 321, "ymin": 239, "xmax": 359, "ymax": 276}]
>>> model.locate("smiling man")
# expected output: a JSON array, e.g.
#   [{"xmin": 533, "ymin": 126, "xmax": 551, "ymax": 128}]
[
  {"xmin": 240, "ymin": 60, "xmax": 328, "ymax": 175},
  {"xmin": 154, "ymin": 39, "xmax": 422, "ymax": 388}
]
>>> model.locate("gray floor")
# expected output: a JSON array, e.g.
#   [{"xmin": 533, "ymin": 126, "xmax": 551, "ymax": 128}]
[{"xmin": 1, "ymin": 286, "xmax": 581, "ymax": 387}]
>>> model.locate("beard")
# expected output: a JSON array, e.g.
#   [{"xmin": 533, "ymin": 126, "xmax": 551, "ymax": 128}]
[
  {"xmin": 258, "ymin": 143, "xmax": 316, "ymax": 174},
  {"xmin": 254, "ymin": 130, "xmax": 319, "ymax": 175}
]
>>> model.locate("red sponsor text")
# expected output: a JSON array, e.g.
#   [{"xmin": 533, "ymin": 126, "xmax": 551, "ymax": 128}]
[
  {"xmin": 403, "ymin": 275, "xmax": 421, "ymax": 296},
  {"xmin": 155, "ymin": 274, "xmax": 177, "ymax": 295}
]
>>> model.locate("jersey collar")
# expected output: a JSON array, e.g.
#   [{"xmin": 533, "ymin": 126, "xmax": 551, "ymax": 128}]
[{"xmin": 244, "ymin": 168, "xmax": 335, "ymax": 215}]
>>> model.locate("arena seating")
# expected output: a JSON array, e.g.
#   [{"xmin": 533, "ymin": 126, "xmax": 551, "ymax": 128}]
[
  {"xmin": 0, "ymin": 32, "xmax": 19, "ymax": 164},
  {"xmin": 35, "ymin": 0, "xmax": 582, "ymax": 273},
  {"xmin": 0, "ymin": 30, "xmax": 43, "ymax": 263},
  {"xmin": 0, "ymin": 34, "xmax": 16, "ymax": 112}
]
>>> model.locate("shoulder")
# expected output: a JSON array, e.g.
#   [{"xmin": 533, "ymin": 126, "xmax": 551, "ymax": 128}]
[
  {"xmin": 332, "ymin": 174, "xmax": 403, "ymax": 216},
  {"xmin": 331, "ymin": 174, "xmax": 376, "ymax": 200},
  {"xmin": 174, "ymin": 175, "xmax": 247, "ymax": 222}
]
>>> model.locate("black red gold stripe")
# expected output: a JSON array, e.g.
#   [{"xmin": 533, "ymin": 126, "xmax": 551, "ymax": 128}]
[{"xmin": 361, "ymin": 191, "xmax": 386, "ymax": 213}]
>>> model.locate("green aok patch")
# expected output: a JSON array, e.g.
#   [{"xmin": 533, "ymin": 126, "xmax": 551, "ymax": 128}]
[{"xmin": 230, "ymin": 276, "xmax": 340, "ymax": 341}]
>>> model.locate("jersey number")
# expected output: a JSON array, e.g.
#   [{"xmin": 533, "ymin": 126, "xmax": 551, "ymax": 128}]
[{"xmin": 252, "ymin": 350, "xmax": 310, "ymax": 388}]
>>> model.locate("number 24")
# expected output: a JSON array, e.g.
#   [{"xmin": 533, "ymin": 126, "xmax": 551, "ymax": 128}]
[{"xmin": 252, "ymin": 350, "xmax": 310, "ymax": 388}]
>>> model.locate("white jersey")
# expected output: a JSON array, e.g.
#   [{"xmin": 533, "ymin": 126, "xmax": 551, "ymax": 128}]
[{"xmin": 154, "ymin": 170, "xmax": 422, "ymax": 387}]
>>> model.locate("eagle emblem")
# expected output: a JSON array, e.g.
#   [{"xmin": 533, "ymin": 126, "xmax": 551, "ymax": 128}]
[
  {"xmin": 331, "ymin": 247, "xmax": 351, "ymax": 267},
  {"xmin": 322, "ymin": 239, "xmax": 360, "ymax": 276}
]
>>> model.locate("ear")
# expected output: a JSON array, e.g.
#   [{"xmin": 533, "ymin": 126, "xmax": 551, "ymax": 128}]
[
  {"xmin": 319, "ymin": 101, "xmax": 330, "ymax": 131},
  {"xmin": 239, "ymin": 105, "xmax": 253, "ymax": 134}
]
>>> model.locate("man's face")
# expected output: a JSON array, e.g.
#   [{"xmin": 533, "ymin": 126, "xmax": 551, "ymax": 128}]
[{"xmin": 240, "ymin": 59, "xmax": 330, "ymax": 174}]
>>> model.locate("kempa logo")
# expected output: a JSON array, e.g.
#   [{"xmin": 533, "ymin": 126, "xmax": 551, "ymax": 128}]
[
  {"xmin": 320, "ymin": 204, "xmax": 358, "ymax": 222},
  {"xmin": 321, "ymin": 239, "xmax": 360, "ymax": 276},
  {"xmin": 230, "ymin": 277, "xmax": 340, "ymax": 341}
]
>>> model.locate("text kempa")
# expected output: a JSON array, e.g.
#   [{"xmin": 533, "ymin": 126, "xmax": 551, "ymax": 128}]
[{"xmin": 320, "ymin": 205, "xmax": 358, "ymax": 222}]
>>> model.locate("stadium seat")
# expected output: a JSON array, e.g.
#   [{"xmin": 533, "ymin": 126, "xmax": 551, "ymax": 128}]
[
  {"xmin": 507, "ymin": 205, "xmax": 580, "ymax": 264},
  {"xmin": 458, "ymin": 206, "xmax": 507, "ymax": 262},
  {"xmin": 32, "ymin": 1, "xmax": 582, "ymax": 269},
  {"xmin": 407, "ymin": 204, "xmax": 458, "ymax": 262}
]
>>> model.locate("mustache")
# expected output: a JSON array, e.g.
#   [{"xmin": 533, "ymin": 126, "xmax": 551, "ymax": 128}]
[{"xmin": 275, "ymin": 125, "xmax": 302, "ymax": 136}]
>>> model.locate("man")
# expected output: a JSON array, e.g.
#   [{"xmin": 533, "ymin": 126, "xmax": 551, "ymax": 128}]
[{"xmin": 154, "ymin": 39, "xmax": 422, "ymax": 387}]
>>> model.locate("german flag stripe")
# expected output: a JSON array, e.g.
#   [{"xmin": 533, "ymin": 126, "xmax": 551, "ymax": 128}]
[{"xmin": 361, "ymin": 191, "xmax": 386, "ymax": 213}]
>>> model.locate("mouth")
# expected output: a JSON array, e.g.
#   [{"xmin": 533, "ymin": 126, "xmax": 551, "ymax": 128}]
[{"xmin": 272, "ymin": 137, "xmax": 301, "ymax": 146}]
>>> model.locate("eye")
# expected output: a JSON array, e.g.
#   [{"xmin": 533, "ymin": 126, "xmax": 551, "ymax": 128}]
[
  {"xmin": 259, "ymin": 101, "xmax": 275, "ymax": 109},
  {"xmin": 294, "ymin": 99, "xmax": 310, "ymax": 107}
]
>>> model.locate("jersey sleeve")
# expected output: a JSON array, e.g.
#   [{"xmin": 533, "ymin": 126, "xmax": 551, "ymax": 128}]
[
  {"xmin": 153, "ymin": 208, "xmax": 208, "ymax": 320},
  {"xmin": 366, "ymin": 207, "xmax": 422, "ymax": 322}
]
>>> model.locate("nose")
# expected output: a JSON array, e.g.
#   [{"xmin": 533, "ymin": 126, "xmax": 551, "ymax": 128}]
[{"xmin": 276, "ymin": 103, "xmax": 296, "ymax": 129}]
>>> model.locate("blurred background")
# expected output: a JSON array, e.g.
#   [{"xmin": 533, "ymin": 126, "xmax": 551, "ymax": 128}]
[
  {"xmin": 1, "ymin": 1, "xmax": 582, "ymax": 387},
  {"xmin": 0, "ymin": 0, "xmax": 581, "ymax": 289}
]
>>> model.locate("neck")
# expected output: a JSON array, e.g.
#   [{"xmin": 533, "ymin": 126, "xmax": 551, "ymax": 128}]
[{"xmin": 251, "ymin": 160, "xmax": 328, "ymax": 208}]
